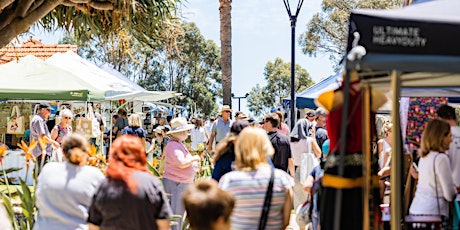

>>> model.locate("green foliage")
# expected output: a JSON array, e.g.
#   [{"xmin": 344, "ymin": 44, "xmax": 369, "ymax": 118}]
[
  {"xmin": 147, "ymin": 160, "xmax": 162, "ymax": 177},
  {"xmin": 299, "ymin": 0, "xmax": 402, "ymax": 70},
  {"xmin": 0, "ymin": 168, "xmax": 22, "ymax": 185},
  {"xmin": 247, "ymin": 84, "xmax": 271, "ymax": 117},
  {"xmin": 16, "ymin": 179, "xmax": 34, "ymax": 230},
  {"xmin": 247, "ymin": 58, "xmax": 314, "ymax": 115},
  {"xmin": 37, "ymin": 0, "xmax": 181, "ymax": 50}
]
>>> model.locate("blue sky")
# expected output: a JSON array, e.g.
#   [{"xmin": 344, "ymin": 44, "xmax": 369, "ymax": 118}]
[
  {"xmin": 32, "ymin": 0, "xmax": 335, "ymax": 116},
  {"xmin": 181, "ymin": 0, "xmax": 334, "ymax": 115}
]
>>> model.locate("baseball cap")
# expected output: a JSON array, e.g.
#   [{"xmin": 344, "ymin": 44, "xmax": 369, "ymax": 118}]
[{"xmin": 38, "ymin": 102, "xmax": 50, "ymax": 110}]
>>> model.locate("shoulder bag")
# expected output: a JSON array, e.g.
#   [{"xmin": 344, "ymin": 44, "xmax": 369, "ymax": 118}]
[
  {"xmin": 7, "ymin": 105, "xmax": 25, "ymax": 134},
  {"xmin": 258, "ymin": 165, "xmax": 275, "ymax": 230}
]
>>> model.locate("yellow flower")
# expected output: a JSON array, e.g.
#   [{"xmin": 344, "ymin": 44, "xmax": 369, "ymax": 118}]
[
  {"xmin": 38, "ymin": 135, "xmax": 47, "ymax": 150},
  {"xmin": 88, "ymin": 144, "xmax": 97, "ymax": 157},
  {"xmin": 197, "ymin": 143, "xmax": 204, "ymax": 152},
  {"xmin": 0, "ymin": 145, "xmax": 7, "ymax": 164},
  {"xmin": 17, "ymin": 140, "xmax": 37, "ymax": 162}
]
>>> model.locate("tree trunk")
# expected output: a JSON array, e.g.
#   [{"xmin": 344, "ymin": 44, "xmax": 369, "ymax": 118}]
[
  {"xmin": 219, "ymin": 0, "xmax": 232, "ymax": 107},
  {"xmin": 0, "ymin": 0, "xmax": 62, "ymax": 48}
]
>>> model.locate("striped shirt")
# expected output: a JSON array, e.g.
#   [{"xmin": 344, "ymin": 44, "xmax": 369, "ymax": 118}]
[{"xmin": 219, "ymin": 165, "xmax": 294, "ymax": 230}]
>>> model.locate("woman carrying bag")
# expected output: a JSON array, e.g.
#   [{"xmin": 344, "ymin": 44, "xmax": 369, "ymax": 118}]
[
  {"xmin": 409, "ymin": 119, "xmax": 459, "ymax": 228},
  {"xmin": 219, "ymin": 127, "xmax": 294, "ymax": 230}
]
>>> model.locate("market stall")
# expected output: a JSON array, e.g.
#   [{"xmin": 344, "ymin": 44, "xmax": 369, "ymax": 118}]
[{"xmin": 339, "ymin": 0, "xmax": 460, "ymax": 229}]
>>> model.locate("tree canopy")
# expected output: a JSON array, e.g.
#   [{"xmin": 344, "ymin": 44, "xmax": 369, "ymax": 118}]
[
  {"xmin": 0, "ymin": 0, "xmax": 181, "ymax": 48},
  {"xmin": 247, "ymin": 57, "xmax": 314, "ymax": 116},
  {"xmin": 299, "ymin": 0, "xmax": 402, "ymax": 70}
]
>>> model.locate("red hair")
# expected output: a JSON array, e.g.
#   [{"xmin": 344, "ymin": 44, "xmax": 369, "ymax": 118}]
[{"xmin": 105, "ymin": 135, "xmax": 149, "ymax": 194}]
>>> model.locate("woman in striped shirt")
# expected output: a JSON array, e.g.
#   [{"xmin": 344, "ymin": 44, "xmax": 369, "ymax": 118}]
[{"xmin": 219, "ymin": 127, "xmax": 294, "ymax": 230}]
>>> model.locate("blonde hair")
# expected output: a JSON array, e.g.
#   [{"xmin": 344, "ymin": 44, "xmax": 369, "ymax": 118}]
[
  {"xmin": 235, "ymin": 127, "xmax": 274, "ymax": 171},
  {"xmin": 128, "ymin": 114, "xmax": 142, "ymax": 127},
  {"xmin": 420, "ymin": 119, "xmax": 451, "ymax": 157},
  {"xmin": 381, "ymin": 121, "xmax": 393, "ymax": 137}
]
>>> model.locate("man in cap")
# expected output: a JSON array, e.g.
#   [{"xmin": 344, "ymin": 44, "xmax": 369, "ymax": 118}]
[
  {"xmin": 29, "ymin": 102, "xmax": 60, "ymax": 168},
  {"xmin": 306, "ymin": 110, "xmax": 316, "ymax": 123},
  {"xmin": 206, "ymin": 105, "xmax": 232, "ymax": 153}
]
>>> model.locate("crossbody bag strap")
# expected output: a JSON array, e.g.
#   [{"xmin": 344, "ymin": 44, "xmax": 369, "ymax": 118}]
[
  {"xmin": 434, "ymin": 153, "xmax": 441, "ymax": 217},
  {"xmin": 258, "ymin": 165, "xmax": 275, "ymax": 230}
]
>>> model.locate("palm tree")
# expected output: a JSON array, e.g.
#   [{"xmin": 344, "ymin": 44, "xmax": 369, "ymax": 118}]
[
  {"xmin": 0, "ymin": 0, "xmax": 180, "ymax": 48},
  {"xmin": 219, "ymin": 0, "xmax": 232, "ymax": 107}
]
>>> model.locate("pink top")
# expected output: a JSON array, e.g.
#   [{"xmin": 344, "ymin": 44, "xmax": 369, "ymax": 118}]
[
  {"xmin": 277, "ymin": 123, "xmax": 290, "ymax": 136},
  {"xmin": 163, "ymin": 140, "xmax": 195, "ymax": 183}
]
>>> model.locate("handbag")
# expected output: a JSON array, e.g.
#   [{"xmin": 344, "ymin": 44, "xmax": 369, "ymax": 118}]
[
  {"xmin": 296, "ymin": 194, "xmax": 313, "ymax": 227},
  {"xmin": 258, "ymin": 165, "xmax": 275, "ymax": 230},
  {"xmin": 300, "ymin": 137, "xmax": 319, "ymax": 186},
  {"xmin": 75, "ymin": 105, "xmax": 101, "ymax": 139},
  {"xmin": 6, "ymin": 105, "xmax": 25, "ymax": 134}
]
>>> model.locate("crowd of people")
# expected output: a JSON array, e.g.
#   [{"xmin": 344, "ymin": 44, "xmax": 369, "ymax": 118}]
[{"xmin": 3, "ymin": 98, "xmax": 460, "ymax": 230}]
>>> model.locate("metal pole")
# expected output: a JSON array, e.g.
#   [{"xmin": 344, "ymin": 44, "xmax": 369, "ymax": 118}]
[
  {"xmin": 283, "ymin": 0, "xmax": 304, "ymax": 130},
  {"xmin": 290, "ymin": 16, "xmax": 296, "ymax": 130},
  {"xmin": 238, "ymin": 98, "xmax": 241, "ymax": 111}
]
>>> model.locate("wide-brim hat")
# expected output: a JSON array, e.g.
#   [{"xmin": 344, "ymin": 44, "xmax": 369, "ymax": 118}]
[
  {"xmin": 221, "ymin": 105, "xmax": 232, "ymax": 113},
  {"xmin": 167, "ymin": 117, "xmax": 195, "ymax": 134}
]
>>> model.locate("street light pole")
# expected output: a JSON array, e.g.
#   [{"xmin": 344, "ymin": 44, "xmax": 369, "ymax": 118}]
[
  {"xmin": 231, "ymin": 93, "xmax": 249, "ymax": 111},
  {"xmin": 283, "ymin": 0, "xmax": 304, "ymax": 130}
]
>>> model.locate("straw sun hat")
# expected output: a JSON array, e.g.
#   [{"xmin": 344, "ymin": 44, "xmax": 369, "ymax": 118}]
[
  {"xmin": 167, "ymin": 117, "xmax": 195, "ymax": 134},
  {"xmin": 221, "ymin": 105, "xmax": 232, "ymax": 113}
]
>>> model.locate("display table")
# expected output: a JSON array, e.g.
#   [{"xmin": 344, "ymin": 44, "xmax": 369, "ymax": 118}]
[{"xmin": 1, "ymin": 150, "xmax": 35, "ymax": 185}]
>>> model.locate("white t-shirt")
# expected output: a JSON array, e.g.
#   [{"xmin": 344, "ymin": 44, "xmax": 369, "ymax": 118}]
[
  {"xmin": 34, "ymin": 162, "xmax": 105, "ymax": 230},
  {"xmin": 409, "ymin": 152, "xmax": 456, "ymax": 217},
  {"xmin": 290, "ymin": 137, "xmax": 314, "ymax": 166},
  {"xmin": 204, "ymin": 121, "xmax": 213, "ymax": 139},
  {"xmin": 447, "ymin": 126, "xmax": 460, "ymax": 200},
  {"xmin": 190, "ymin": 127, "xmax": 206, "ymax": 151}
]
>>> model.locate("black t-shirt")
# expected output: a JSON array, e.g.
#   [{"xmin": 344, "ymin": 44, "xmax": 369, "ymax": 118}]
[
  {"xmin": 268, "ymin": 131, "xmax": 292, "ymax": 172},
  {"xmin": 88, "ymin": 171, "xmax": 172, "ymax": 230}
]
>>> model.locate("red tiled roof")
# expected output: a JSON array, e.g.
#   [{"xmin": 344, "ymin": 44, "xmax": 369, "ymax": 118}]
[{"xmin": 0, "ymin": 36, "xmax": 77, "ymax": 64}]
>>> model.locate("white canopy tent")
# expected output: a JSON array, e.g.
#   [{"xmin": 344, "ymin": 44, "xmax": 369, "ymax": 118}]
[
  {"xmin": 0, "ymin": 55, "xmax": 105, "ymax": 101},
  {"xmin": 46, "ymin": 51, "xmax": 147, "ymax": 97}
]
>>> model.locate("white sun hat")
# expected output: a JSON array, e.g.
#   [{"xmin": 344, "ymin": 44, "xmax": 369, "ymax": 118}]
[{"xmin": 167, "ymin": 117, "xmax": 195, "ymax": 134}]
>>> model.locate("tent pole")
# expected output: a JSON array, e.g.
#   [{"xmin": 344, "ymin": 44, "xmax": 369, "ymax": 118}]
[
  {"xmin": 390, "ymin": 70, "xmax": 402, "ymax": 230},
  {"xmin": 363, "ymin": 84, "xmax": 372, "ymax": 230},
  {"xmin": 333, "ymin": 70, "xmax": 351, "ymax": 230}
]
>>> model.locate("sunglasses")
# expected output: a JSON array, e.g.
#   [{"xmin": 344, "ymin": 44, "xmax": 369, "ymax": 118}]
[{"xmin": 63, "ymin": 117, "xmax": 72, "ymax": 119}]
